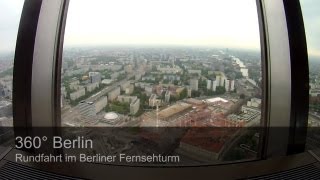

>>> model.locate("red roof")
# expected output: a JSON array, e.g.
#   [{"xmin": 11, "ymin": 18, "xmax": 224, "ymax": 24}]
[{"xmin": 180, "ymin": 128, "xmax": 236, "ymax": 153}]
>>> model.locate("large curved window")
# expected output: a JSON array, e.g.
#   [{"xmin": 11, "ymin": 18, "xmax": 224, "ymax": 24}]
[
  {"xmin": 60, "ymin": 0, "xmax": 264, "ymax": 165},
  {"xmin": 0, "ymin": 0, "xmax": 23, "ymax": 147}
]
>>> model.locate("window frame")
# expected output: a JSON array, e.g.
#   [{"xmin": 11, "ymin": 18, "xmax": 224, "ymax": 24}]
[{"xmin": 12, "ymin": 0, "xmax": 309, "ymax": 159}]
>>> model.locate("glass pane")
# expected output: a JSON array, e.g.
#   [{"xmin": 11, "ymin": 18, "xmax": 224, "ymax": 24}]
[
  {"xmin": 300, "ymin": 0, "xmax": 320, "ymax": 150},
  {"xmin": 61, "ymin": 0, "xmax": 263, "ymax": 165},
  {"xmin": 0, "ymin": 0, "xmax": 24, "ymax": 147}
]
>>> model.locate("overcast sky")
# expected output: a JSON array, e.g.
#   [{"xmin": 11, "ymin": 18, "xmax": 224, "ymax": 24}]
[{"xmin": 0, "ymin": 0, "xmax": 319, "ymax": 57}]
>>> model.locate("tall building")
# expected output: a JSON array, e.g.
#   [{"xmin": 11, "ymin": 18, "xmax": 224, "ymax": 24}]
[
  {"xmin": 216, "ymin": 75, "xmax": 221, "ymax": 87},
  {"xmin": 207, "ymin": 80, "xmax": 212, "ymax": 90},
  {"xmin": 216, "ymin": 72, "xmax": 226, "ymax": 87},
  {"xmin": 89, "ymin": 72, "xmax": 101, "ymax": 83},
  {"xmin": 130, "ymin": 98, "xmax": 140, "ymax": 115},
  {"xmin": 94, "ymin": 96, "xmax": 108, "ymax": 113},
  {"xmin": 225, "ymin": 79, "xmax": 230, "ymax": 92},
  {"xmin": 165, "ymin": 90, "xmax": 171, "ymax": 103},
  {"xmin": 108, "ymin": 87, "xmax": 120, "ymax": 101},
  {"xmin": 212, "ymin": 80, "xmax": 217, "ymax": 92},
  {"xmin": 230, "ymin": 80, "xmax": 235, "ymax": 91},
  {"xmin": 190, "ymin": 78, "xmax": 199, "ymax": 91}
]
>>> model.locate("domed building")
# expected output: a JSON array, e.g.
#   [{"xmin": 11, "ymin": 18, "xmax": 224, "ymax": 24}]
[{"xmin": 101, "ymin": 112, "xmax": 120, "ymax": 125}]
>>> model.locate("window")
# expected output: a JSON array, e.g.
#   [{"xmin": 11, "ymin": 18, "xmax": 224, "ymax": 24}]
[
  {"xmin": 0, "ymin": 0, "xmax": 24, "ymax": 147},
  {"xmin": 300, "ymin": 0, "xmax": 320, "ymax": 150},
  {"xmin": 59, "ymin": 0, "xmax": 264, "ymax": 165}
]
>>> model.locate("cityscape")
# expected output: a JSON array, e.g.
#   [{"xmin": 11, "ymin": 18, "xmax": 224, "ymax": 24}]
[
  {"xmin": 59, "ymin": 46, "xmax": 263, "ymax": 164},
  {"xmin": 0, "ymin": 46, "xmax": 320, "ymax": 164},
  {"xmin": 60, "ymin": 47, "xmax": 262, "ymax": 128}
]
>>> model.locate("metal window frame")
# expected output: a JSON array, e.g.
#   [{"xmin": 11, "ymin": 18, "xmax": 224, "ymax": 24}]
[
  {"xmin": 13, "ymin": 0, "xmax": 309, "ymax": 158},
  {"xmin": 13, "ymin": 0, "xmax": 69, "ymax": 149}
]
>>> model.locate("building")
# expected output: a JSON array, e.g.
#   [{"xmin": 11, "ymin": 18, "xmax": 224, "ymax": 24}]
[
  {"xmin": 142, "ymin": 76, "xmax": 156, "ymax": 81},
  {"xmin": 120, "ymin": 81, "xmax": 131, "ymax": 91},
  {"xmin": 212, "ymin": 80, "xmax": 217, "ymax": 91},
  {"xmin": 94, "ymin": 96, "xmax": 108, "ymax": 113},
  {"xmin": 144, "ymin": 85, "xmax": 153, "ymax": 96},
  {"xmin": 225, "ymin": 79, "xmax": 230, "ymax": 92},
  {"xmin": 60, "ymin": 94, "xmax": 64, "ymax": 108},
  {"xmin": 130, "ymin": 98, "xmax": 140, "ymax": 115},
  {"xmin": 111, "ymin": 72, "xmax": 119, "ymax": 80},
  {"xmin": 158, "ymin": 102, "xmax": 192, "ymax": 121},
  {"xmin": 61, "ymin": 86, "xmax": 67, "ymax": 98},
  {"xmin": 101, "ymin": 79, "xmax": 113, "ymax": 85},
  {"xmin": 117, "ymin": 95, "xmax": 137, "ymax": 103},
  {"xmin": 69, "ymin": 79, "xmax": 80, "ymax": 90},
  {"xmin": 65, "ymin": 68, "xmax": 88, "ymax": 77},
  {"xmin": 86, "ymin": 82, "xmax": 99, "ymax": 92},
  {"xmin": 89, "ymin": 72, "xmax": 101, "ymax": 83},
  {"xmin": 125, "ymin": 84, "xmax": 134, "ymax": 95},
  {"xmin": 102, "ymin": 112, "xmax": 121, "ymax": 125},
  {"xmin": 157, "ymin": 65, "xmax": 182, "ymax": 74},
  {"xmin": 230, "ymin": 80, "xmax": 235, "ymax": 91},
  {"xmin": 207, "ymin": 80, "xmax": 212, "ymax": 90},
  {"xmin": 240, "ymin": 68, "xmax": 249, "ymax": 78},
  {"xmin": 188, "ymin": 70, "xmax": 202, "ymax": 76},
  {"xmin": 135, "ymin": 74, "xmax": 142, "ymax": 81},
  {"xmin": 247, "ymin": 98, "xmax": 262, "ymax": 108},
  {"xmin": 108, "ymin": 87, "xmax": 120, "ymax": 101},
  {"xmin": 165, "ymin": 90, "xmax": 171, "ymax": 103},
  {"xmin": 124, "ymin": 64, "xmax": 133, "ymax": 73},
  {"xmin": 190, "ymin": 78, "xmax": 199, "ymax": 91},
  {"xmin": 0, "ymin": 83, "xmax": 11, "ymax": 99},
  {"xmin": 0, "ymin": 101, "xmax": 12, "ymax": 117},
  {"xmin": 310, "ymin": 89, "xmax": 320, "ymax": 97},
  {"xmin": 77, "ymin": 101, "xmax": 95, "ymax": 117},
  {"xmin": 187, "ymin": 88, "xmax": 192, "ymax": 97},
  {"xmin": 149, "ymin": 94, "xmax": 161, "ymax": 107},
  {"xmin": 240, "ymin": 106, "xmax": 261, "ymax": 122},
  {"xmin": 163, "ymin": 75, "xmax": 180, "ymax": 81},
  {"xmin": 70, "ymin": 88, "xmax": 85, "ymax": 101}
]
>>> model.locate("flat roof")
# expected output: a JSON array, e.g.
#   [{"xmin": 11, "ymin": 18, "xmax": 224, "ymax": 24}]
[
  {"xmin": 159, "ymin": 103, "xmax": 192, "ymax": 119},
  {"xmin": 205, "ymin": 97, "xmax": 228, "ymax": 103}
]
